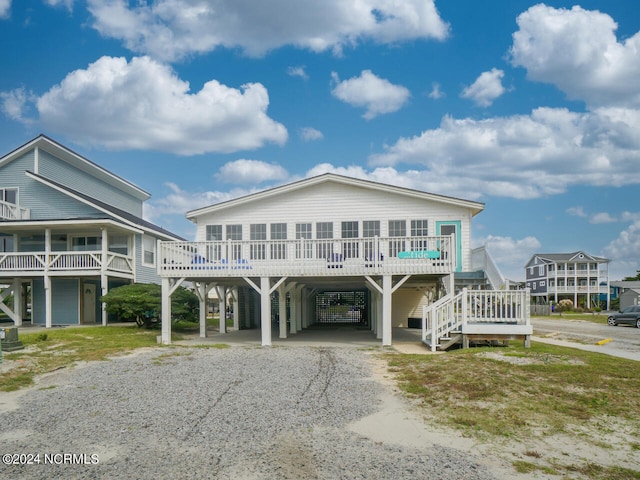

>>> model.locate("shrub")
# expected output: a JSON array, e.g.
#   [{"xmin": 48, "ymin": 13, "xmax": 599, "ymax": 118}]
[
  {"xmin": 100, "ymin": 283, "xmax": 198, "ymax": 328},
  {"xmin": 556, "ymin": 299, "xmax": 574, "ymax": 312}
]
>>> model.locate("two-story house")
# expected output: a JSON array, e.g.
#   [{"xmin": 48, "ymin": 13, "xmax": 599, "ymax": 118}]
[
  {"xmin": 158, "ymin": 174, "xmax": 531, "ymax": 349},
  {"xmin": 0, "ymin": 135, "xmax": 184, "ymax": 327},
  {"xmin": 525, "ymin": 252, "xmax": 610, "ymax": 310}
]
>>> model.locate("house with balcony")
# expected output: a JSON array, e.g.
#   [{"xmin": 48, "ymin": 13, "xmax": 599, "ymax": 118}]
[
  {"xmin": 158, "ymin": 174, "xmax": 531, "ymax": 349},
  {"xmin": 0, "ymin": 135, "xmax": 184, "ymax": 327},
  {"xmin": 525, "ymin": 251, "xmax": 610, "ymax": 310}
]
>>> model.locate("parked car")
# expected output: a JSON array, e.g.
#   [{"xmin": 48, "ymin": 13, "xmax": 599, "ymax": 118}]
[{"xmin": 607, "ymin": 306, "xmax": 640, "ymax": 328}]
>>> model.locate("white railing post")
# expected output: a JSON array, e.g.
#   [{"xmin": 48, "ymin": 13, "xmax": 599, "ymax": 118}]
[
  {"xmin": 430, "ymin": 305, "xmax": 437, "ymax": 352},
  {"xmin": 461, "ymin": 287, "xmax": 468, "ymax": 328}
]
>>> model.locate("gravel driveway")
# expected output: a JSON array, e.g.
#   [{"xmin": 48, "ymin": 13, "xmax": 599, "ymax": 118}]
[{"xmin": 0, "ymin": 346, "xmax": 500, "ymax": 480}]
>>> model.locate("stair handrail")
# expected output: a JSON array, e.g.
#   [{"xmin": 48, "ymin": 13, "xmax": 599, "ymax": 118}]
[{"xmin": 422, "ymin": 290, "xmax": 465, "ymax": 352}]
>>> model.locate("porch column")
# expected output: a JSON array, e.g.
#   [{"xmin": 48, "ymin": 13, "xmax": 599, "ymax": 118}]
[
  {"xmin": 12, "ymin": 278, "xmax": 22, "ymax": 326},
  {"xmin": 196, "ymin": 283, "xmax": 209, "ymax": 338},
  {"xmin": 44, "ymin": 228, "xmax": 52, "ymax": 328},
  {"xmin": 101, "ymin": 228, "xmax": 108, "ymax": 326},
  {"xmin": 161, "ymin": 278, "xmax": 172, "ymax": 345},
  {"xmin": 293, "ymin": 285, "xmax": 304, "ymax": 333},
  {"xmin": 382, "ymin": 275, "xmax": 392, "ymax": 346},
  {"xmin": 278, "ymin": 285, "xmax": 287, "ymax": 339},
  {"xmin": 231, "ymin": 287, "xmax": 239, "ymax": 330},
  {"xmin": 260, "ymin": 277, "xmax": 272, "ymax": 346},
  {"xmin": 216, "ymin": 286, "xmax": 227, "ymax": 333}
]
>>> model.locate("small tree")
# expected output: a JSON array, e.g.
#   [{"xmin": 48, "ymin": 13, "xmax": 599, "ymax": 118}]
[
  {"xmin": 556, "ymin": 298, "xmax": 574, "ymax": 313},
  {"xmin": 101, "ymin": 283, "xmax": 198, "ymax": 328}
]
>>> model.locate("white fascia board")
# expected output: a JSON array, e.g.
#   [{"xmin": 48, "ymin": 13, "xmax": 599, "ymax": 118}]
[{"xmin": 1, "ymin": 218, "xmax": 144, "ymax": 234}]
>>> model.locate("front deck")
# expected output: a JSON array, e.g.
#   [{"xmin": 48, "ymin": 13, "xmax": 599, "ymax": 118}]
[
  {"xmin": 158, "ymin": 235, "xmax": 456, "ymax": 278},
  {"xmin": 0, "ymin": 251, "xmax": 134, "ymax": 277}
]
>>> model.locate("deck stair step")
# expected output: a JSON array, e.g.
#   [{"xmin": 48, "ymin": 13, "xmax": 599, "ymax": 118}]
[{"xmin": 437, "ymin": 333, "xmax": 463, "ymax": 351}]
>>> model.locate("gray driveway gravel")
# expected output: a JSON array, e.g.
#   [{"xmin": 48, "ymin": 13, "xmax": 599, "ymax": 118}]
[{"xmin": 0, "ymin": 346, "xmax": 498, "ymax": 480}]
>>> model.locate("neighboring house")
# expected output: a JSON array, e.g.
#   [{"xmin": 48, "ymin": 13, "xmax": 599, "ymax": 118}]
[
  {"xmin": 619, "ymin": 288, "xmax": 640, "ymax": 311},
  {"xmin": 158, "ymin": 174, "xmax": 531, "ymax": 349},
  {"xmin": 0, "ymin": 135, "xmax": 184, "ymax": 327},
  {"xmin": 524, "ymin": 251, "xmax": 610, "ymax": 310}
]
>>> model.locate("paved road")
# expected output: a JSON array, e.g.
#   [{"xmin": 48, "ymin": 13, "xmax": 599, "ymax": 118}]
[{"xmin": 532, "ymin": 315, "xmax": 640, "ymax": 361}]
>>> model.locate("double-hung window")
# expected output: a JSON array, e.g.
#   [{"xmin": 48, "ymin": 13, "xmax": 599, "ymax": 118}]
[
  {"xmin": 296, "ymin": 223, "xmax": 312, "ymax": 259},
  {"xmin": 341, "ymin": 221, "xmax": 358, "ymax": 258},
  {"xmin": 206, "ymin": 225, "xmax": 222, "ymax": 260},
  {"xmin": 316, "ymin": 222, "xmax": 333, "ymax": 259},
  {"xmin": 250, "ymin": 224, "xmax": 266, "ymax": 260},
  {"xmin": 410, "ymin": 219, "xmax": 428, "ymax": 251},
  {"xmin": 388, "ymin": 220, "xmax": 406, "ymax": 257},
  {"xmin": 142, "ymin": 236, "xmax": 155, "ymax": 266},
  {"xmin": 363, "ymin": 220, "xmax": 380, "ymax": 260},
  {"xmin": 270, "ymin": 223, "xmax": 287, "ymax": 260},
  {"xmin": 226, "ymin": 225, "xmax": 242, "ymax": 260}
]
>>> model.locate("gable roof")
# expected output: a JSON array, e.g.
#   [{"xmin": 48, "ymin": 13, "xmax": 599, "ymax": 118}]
[
  {"xmin": 526, "ymin": 251, "xmax": 610, "ymax": 267},
  {"xmin": 186, "ymin": 173, "xmax": 485, "ymax": 220},
  {"xmin": 25, "ymin": 171, "xmax": 184, "ymax": 241},
  {"xmin": 0, "ymin": 134, "xmax": 149, "ymax": 201}
]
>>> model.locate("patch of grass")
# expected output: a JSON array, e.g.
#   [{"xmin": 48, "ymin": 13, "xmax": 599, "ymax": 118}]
[
  {"xmin": 1, "ymin": 325, "xmax": 159, "ymax": 392},
  {"xmin": 535, "ymin": 314, "xmax": 609, "ymax": 324},
  {"xmin": 384, "ymin": 342, "xmax": 640, "ymax": 440}
]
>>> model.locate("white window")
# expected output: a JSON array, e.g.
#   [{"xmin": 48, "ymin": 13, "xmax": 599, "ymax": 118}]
[
  {"xmin": 296, "ymin": 223, "xmax": 312, "ymax": 259},
  {"xmin": 539, "ymin": 280, "xmax": 546, "ymax": 287},
  {"xmin": 411, "ymin": 219, "xmax": 429, "ymax": 250},
  {"xmin": 142, "ymin": 236, "xmax": 156, "ymax": 266},
  {"xmin": 538, "ymin": 265, "xmax": 544, "ymax": 275},
  {"xmin": 1, "ymin": 187, "xmax": 17, "ymax": 204},
  {"xmin": 109, "ymin": 235, "xmax": 129, "ymax": 255},
  {"xmin": 270, "ymin": 223, "xmax": 287, "ymax": 260}
]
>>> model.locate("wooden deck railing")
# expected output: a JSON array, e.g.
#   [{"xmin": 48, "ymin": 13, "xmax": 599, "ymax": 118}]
[
  {"xmin": 423, "ymin": 288, "xmax": 531, "ymax": 351},
  {"xmin": 158, "ymin": 235, "xmax": 456, "ymax": 277},
  {"xmin": 0, "ymin": 251, "xmax": 134, "ymax": 275},
  {"xmin": 0, "ymin": 200, "xmax": 30, "ymax": 220}
]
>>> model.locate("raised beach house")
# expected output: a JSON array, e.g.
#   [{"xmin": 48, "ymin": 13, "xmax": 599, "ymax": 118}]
[
  {"xmin": 158, "ymin": 174, "xmax": 531, "ymax": 349},
  {"xmin": 0, "ymin": 135, "xmax": 183, "ymax": 327}
]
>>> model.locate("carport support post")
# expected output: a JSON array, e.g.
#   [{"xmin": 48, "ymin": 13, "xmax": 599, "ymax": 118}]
[
  {"xmin": 382, "ymin": 275, "xmax": 392, "ymax": 346},
  {"xmin": 161, "ymin": 278, "xmax": 172, "ymax": 345},
  {"xmin": 278, "ymin": 285, "xmax": 287, "ymax": 339},
  {"xmin": 261, "ymin": 277, "xmax": 272, "ymax": 346}
]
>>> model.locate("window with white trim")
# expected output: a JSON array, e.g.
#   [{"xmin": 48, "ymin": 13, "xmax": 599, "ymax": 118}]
[
  {"xmin": 0, "ymin": 187, "xmax": 17, "ymax": 204},
  {"xmin": 410, "ymin": 219, "xmax": 428, "ymax": 250},
  {"xmin": 388, "ymin": 220, "xmax": 406, "ymax": 257},
  {"xmin": 250, "ymin": 224, "xmax": 266, "ymax": 260},
  {"xmin": 226, "ymin": 224, "xmax": 242, "ymax": 260},
  {"xmin": 316, "ymin": 222, "xmax": 333, "ymax": 259},
  {"xmin": 296, "ymin": 223, "xmax": 312, "ymax": 259},
  {"xmin": 142, "ymin": 235, "xmax": 155, "ymax": 266},
  {"xmin": 270, "ymin": 223, "xmax": 287, "ymax": 259},
  {"xmin": 341, "ymin": 221, "xmax": 358, "ymax": 258},
  {"xmin": 72, "ymin": 236, "xmax": 101, "ymax": 251}
]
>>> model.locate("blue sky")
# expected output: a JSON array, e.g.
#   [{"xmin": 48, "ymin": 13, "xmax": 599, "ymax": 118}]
[{"xmin": 1, "ymin": 1, "xmax": 639, "ymax": 282}]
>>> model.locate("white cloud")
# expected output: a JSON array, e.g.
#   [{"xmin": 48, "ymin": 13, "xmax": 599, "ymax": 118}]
[
  {"xmin": 331, "ymin": 70, "xmax": 410, "ymax": 120},
  {"xmin": 0, "ymin": 0, "xmax": 10, "ymax": 18},
  {"xmin": 460, "ymin": 68, "xmax": 505, "ymax": 107},
  {"xmin": 590, "ymin": 212, "xmax": 617, "ymax": 224},
  {"xmin": 7, "ymin": 56, "xmax": 287, "ymax": 155},
  {"xmin": 0, "ymin": 87, "xmax": 33, "ymax": 122},
  {"xmin": 44, "ymin": 0, "xmax": 74, "ymax": 11},
  {"xmin": 216, "ymin": 159, "xmax": 288, "ymax": 184},
  {"xmin": 287, "ymin": 66, "xmax": 308, "ymax": 80},
  {"xmin": 510, "ymin": 4, "xmax": 640, "ymax": 108},
  {"xmin": 566, "ymin": 206, "xmax": 587, "ymax": 218},
  {"xmin": 299, "ymin": 127, "xmax": 324, "ymax": 142},
  {"xmin": 474, "ymin": 235, "xmax": 542, "ymax": 281},
  {"xmin": 603, "ymin": 220, "xmax": 640, "ymax": 279},
  {"xmin": 368, "ymin": 106, "xmax": 640, "ymax": 199},
  {"xmin": 428, "ymin": 82, "xmax": 444, "ymax": 100},
  {"xmin": 87, "ymin": 0, "xmax": 449, "ymax": 61}
]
